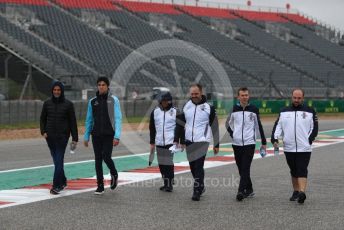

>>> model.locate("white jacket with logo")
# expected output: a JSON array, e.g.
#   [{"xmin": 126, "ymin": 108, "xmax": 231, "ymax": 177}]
[
  {"xmin": 271, "ymin": 104, "xmax": 318, "ymax": 152},
  {"xmin": 226, "ymin": 103, "xmax": 266, "ymax": 146},
  {"xmin": 175, "ymin": 96, "xmax": 219, "ymax": 147},
  {"xmin": 149, "ymin": 105, "xmax": 178, "ymax": 146}
]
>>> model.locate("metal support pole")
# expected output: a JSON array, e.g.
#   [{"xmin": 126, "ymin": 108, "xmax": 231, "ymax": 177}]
[
  {"xmin": 19, "ymin": 64, "xmax": 32, "ymax": 101},
  {"xmin": 4, "ymin": 54, "xmax": 12, "ymax": 99}
]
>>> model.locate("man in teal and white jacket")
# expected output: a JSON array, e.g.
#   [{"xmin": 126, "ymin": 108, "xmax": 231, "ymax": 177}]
[{"xmin": 84, "ymin": 77, "xmax": 122, "ymax": 195}]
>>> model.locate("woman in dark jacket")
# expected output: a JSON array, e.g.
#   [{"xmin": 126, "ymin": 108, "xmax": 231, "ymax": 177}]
[{"xmin": 40, "ymin": 81, "xmax": 78, "ymax": 195}]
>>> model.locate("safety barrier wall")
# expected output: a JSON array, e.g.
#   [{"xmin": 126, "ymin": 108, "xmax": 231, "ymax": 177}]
[
  {"xmin": 215, "ymin": 99, "xmax": 344, "ymax": 115},
  {"xmin": 0, "ymin": 99, "xmax": 343, "ymax": 125}
]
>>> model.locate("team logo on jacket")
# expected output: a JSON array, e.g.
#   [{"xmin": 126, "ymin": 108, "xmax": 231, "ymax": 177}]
[
  {"xmin": 169, "ymin": 110, "xmax": 174, "ymax": 116},
  {"xmin": 302, "ymin": 112, "xmax": 307, "ymax": 119},
  {"xmin": 249, "ymin": 113, "xmax": 254, "ymax": 121},
  {"xmin": 200, "ymin": 105, "xmax": 206, "ymax": 111}
]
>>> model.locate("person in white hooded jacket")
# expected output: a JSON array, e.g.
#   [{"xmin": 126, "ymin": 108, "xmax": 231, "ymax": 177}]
[{"xmin": 149, "ymin": 92, "xmax": 182, "ymax": 192}]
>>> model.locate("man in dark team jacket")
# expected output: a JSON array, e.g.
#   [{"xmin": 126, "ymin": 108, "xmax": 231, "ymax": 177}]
[
  {"xmin": 40, "ymin": 81, "xmax": 78, "ymax": 195},
  {"xmin": 84, "ymin": 77, "xmax": 122, "ymax": 195}
]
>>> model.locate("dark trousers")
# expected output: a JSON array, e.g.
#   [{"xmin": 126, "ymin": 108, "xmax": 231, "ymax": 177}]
[
  {"xmin": 233, "ymin": 144, "xmax": 255, "ymax": 193},
  {"xmin": 46, "ymin": 136, "xmax": 68, "ymax": 189},
  {"xmin": 156, "ymin": 145, "xmax": 174, "ymax": 187},
  {"xmin": 92, "ymin": 135, "xmax": 117, "ymax": 184},
  {"xmin": 186, "ymin": 142, "xmax": 209, "ymax": 193}
]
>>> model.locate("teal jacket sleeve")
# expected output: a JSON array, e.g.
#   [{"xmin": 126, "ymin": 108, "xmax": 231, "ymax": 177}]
[
  {"xmin": 114, "ymin": 96, "xmax": 122, "ymax": 140},
  {"xmin": 84, "ymin": 99, "xmax": 93, "ymax": 142}
]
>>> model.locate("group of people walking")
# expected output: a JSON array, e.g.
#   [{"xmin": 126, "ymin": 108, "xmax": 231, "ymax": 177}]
[
  {"xmin": 40, "ymin": 77, "xmax": 318, "ymax": 204},
  {"xmin": 40, "ymin": 77, "xmax": 120, "ymax": 195},
  {"xmin": 150, "ymin": 83, "xmax": 219, "ymax": 201}
]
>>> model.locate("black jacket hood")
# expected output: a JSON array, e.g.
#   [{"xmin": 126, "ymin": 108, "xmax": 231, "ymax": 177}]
[{"xmin": 51, "ymin": 81, "xmax": 65, "ymax": 103}]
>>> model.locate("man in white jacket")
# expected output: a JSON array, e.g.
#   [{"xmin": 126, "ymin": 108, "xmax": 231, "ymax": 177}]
[
  {"xmin": 175, "ymin": 84, "xmax": 219, "ymax": 201},
  {"xmin": 149, "ymin": 92, "xmax": 181, "ymax": 192},
  {"xmin": 271, "ymin": 88, "xmax": 318, "ymax": 204},
  {"xmin": 226, "ymin": 87, "xmax": 266, "ymax": 201}
]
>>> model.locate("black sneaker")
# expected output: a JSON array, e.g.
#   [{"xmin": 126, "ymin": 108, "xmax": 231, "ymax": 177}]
[
  {"xmin": 166, "ymin": 178, "xmax": 174, "ymax": 192},
  {"xmin": 289, "ymin": 191, "xmax": 300, "ymax": 201},
  {"xmin": 160, "ymin": 182, "xmax": 173, "ymax": 192},
  {"xmin": 243, "ymin": 189, "xmax": 255, "ymax": 198},
  {"xmin": 60, "ymin": 182, "xmax": 67, "ymax": 191},
  {"xmin": 165, "ymin": 185, "xmax": 173, "ymax": 192},
  {"xmin": 110, "ymin": 174, "xmax": 118, "ymax": 190},
  {"xmin": 192, "ymin": 191, "xmax": 201, "ymax": 201},
  {"xmin": 50, "ymin": 187, "xmax": 61, "ymax": 195},
  {"xmin": 94, "ymin": 184, "xmax": 104, "ymax": 195},
  {"xmin": 236, "ymin": 192, "xmax": 244, "ymax": 201},
  {"xmin": 297, "ymin": 192, "xmax": 306, "ymax": 204},
  {"xmin": 200, "ymin": 187, "xmax": 206, "ymax": 196}
]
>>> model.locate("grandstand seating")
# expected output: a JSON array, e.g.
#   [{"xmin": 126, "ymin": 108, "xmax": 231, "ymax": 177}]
[
  {"xmin": 24, "ymin": 4, "xmax": 131, "ymax": 76},
  {"xmin": 116, "ymin": 1, "xmax": 180, "ymax": 15},
  {"xmin": 0, "ymin": 0, "xmax": 48, "ymax": 6},
  {"xmin": 177, "ymin": 4, "xmax": 344, "ymax": 88},
  {"xmin": 235, "ymin": 10, "xmax": 287, "ymax": 22},
  {"xmin": 280, "ymin": 21, "xmax": 344, "ymax": 67},
  {"xmin": 115, "ymin": 2, "xmax": 271, "ymax": 88},
  {"xmin": 0, "ymin": 11, "xmax": 92, "ymax": 76},
  {"xmin": 53, "ymin": 0, "xmax": 117, "ymax": 10},
  {"xmin": 178, "ymin": 6, "xmax": 237, "ymax": 19},
  {"xmin": 0, "ymin": 0, "xmax": 342, "ymax": 98},
  {"xmin": 172, "ymin": 13, "xmax": 320, "ymax": 87},
  {"xmin": 52, "ymin": 1, "xmax": 219, "ymax": 92},
  {"xmin": 280, "ymin": 13, "xmax": 315, "ymax": 25},
  {"xmin": 221, "ymin": 16, "xmax": 343, "ymax": 85}
]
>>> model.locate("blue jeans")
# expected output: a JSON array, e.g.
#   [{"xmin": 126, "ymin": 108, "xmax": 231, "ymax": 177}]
[{"xmin": 46, "ymin": 136, "xmax": 68, "ymax": 189}]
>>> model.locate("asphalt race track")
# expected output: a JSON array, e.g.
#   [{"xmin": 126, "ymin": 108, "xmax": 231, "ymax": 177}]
[{"xmin": 0, "ymin": 119, "xmax": 344, "ymax": 230}]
